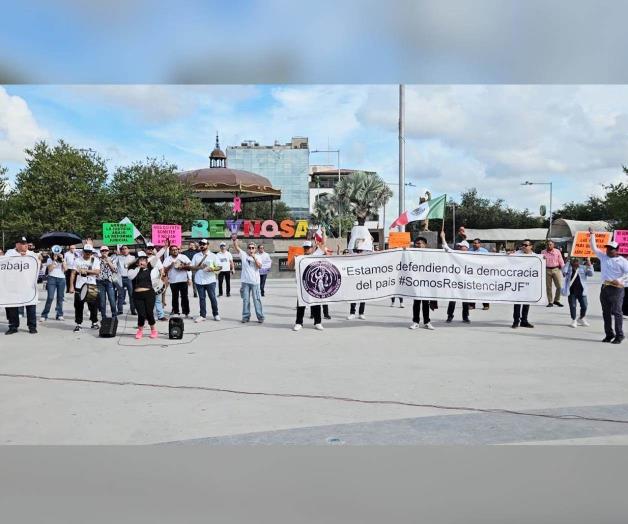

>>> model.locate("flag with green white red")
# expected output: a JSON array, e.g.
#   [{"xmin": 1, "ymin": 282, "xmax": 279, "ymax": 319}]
[{"xmin": 390, "ymin": 194, "xmax": 446, "ymax": 229}]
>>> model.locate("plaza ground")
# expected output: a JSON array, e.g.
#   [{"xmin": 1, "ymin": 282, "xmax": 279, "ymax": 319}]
[{"xmin": 1, "ymin": 275, "xmax": 628, "ymax": 445}]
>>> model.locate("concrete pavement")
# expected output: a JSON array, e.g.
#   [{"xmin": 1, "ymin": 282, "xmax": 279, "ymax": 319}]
[{"xmin": 1, "ymin": 275, "xmax": 627, "ymax": 444}]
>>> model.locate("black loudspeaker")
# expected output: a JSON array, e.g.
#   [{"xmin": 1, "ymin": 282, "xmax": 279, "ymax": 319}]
[
  {"xmin": 169, "ymin": 317, "xmax": 184, "ymax": 339},
  {"xmin": 99, "ymin": 317, "xmax": 118, "ymax": 338}
]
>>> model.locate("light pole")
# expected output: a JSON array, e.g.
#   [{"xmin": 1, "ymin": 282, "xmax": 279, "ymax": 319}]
[
  {"xmin": 521, "ymin": 181, "xmax": 553, "ymax": 238},
  {"xmin": 449, "ymin": 202, "xmax": 456, "ymax": 242},
  {"xmin": 311, "ymin": 149, "xmax": 341, "ymax": 239}
]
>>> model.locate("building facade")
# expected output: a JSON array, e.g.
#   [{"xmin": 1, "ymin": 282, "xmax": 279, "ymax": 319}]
[{"xmin": 227, "ymin": 137, "xmax": 310, "ymax": 218}]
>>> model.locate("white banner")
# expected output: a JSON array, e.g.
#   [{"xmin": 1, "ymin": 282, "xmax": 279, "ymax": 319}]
[
  {"xmin": 0, "ymin": 255, "xmax": 40, "ymax": 307},
  {"xmin": 296, "ymin": 249, "xmax": 546, "ymax": 306}
]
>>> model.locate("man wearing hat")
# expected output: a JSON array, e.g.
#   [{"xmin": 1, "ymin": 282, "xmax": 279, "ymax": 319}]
[
  {"xmin": 217, "ymin": 241, "xmax": 234, "ymax": 297},
  {"xmin": 71, "ymin": 244, "xmax": 101, "ymax": 332},
  {"xmin": 588, "ymin": 228, "xmax": 628, "ymax": 344},
  {"xmin": 4, "ymin": 236, "xmax": 39, "ymax": 335}
]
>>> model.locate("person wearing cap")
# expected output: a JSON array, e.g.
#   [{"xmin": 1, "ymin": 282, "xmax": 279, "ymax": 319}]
[
  {"xmin": 541, "ymin": 240, "xmax": 565, "ymax": 308},
  {"xmin": 440, "ymin": 231, "xmax": 471, "ymax": 324},
  {"xmin": 257, "ymin": 244, "xmax": 272, "ymax": 297},
  {"xmin": 4, "ymin": 236, "xmax": 40, "ymax": 335},
  {"xmin": 588, "ymin": 227, "xmax": 628, "ymax": 344},
  {"xmin": 561, "ymin": 257, "xmax": 593, "ymax": 328},
  {"xmin": 291, "ymin": 239, "xmax": 325, "ymax": 331},
  {"xmin": 510, "ymin": 240, "xmax": 535, "ymax": 329},
  {"xmin": 127, "ymin": 252, "xmax": 159, "ymax": 339},
  {"xmin": 217, "ymin": 241, "xmax": 234, "ymax": 297},
  {"xmin": 113, "ymin": 245, "xmax": 137, "ymax": 316},
  {"xmin": 231, "ymin": 236, "xmax": 264, "ymax": 323},
  {"xmin": 191, "ymin": 239, "xmax": 221, "ymax": 322},
  {"xmin": 95, "ymin": 245, "xmax": 119, "ymax": 320},
  {"xmin": 71, "ymin": 244, "xmax": 101, "ymax": 332},
  {"xmin": 40, "ymin": 245, "xmax": 67, "ymax": 322}
]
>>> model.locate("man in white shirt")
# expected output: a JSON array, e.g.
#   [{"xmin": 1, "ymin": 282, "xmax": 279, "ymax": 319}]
[
  {"xmin": 71, "ymin": 245, "xmax": 101, "ymax": 332},
  {"xmin": 4, "ymin": 236, "xmax": 40, "ymax": 335},
  {"xmin": 113, "ymin": 245, "xmax": 137, "ymax": 315},
  {"xmin": 257, "ymin": 244, "xmax": 272, "ymax": 297},
  {"xmin": 217, "ymin": 242, "xmax": 234, "ymax": 297},
  {"xmin": 40, "ymin": 245, "xmax": 67, "ymax": 321},
  {"xmin": 191, "ymin": 239, "xmax": 221, "ymax": 322},
  {"xmin": 589, "ymin": 227, "xmax": 628, "ymax": 344},
  {"xmin": 232, "ymin": 237, "xmax": 264, "ymax": 323},
  {"xmin": 162, "ymin": 244, "xmax": 192, "ymax": 317}
]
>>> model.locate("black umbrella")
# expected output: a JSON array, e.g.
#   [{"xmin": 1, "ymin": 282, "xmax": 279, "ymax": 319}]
[{"xmin": 38, "ymin": 231, "xmax": 83, "ymax": 248}]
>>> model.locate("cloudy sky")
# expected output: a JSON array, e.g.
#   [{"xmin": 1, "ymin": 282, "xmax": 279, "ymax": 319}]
[{"xmin": 1, "ymin": 84, "xmax": 627, "ymax": 217}]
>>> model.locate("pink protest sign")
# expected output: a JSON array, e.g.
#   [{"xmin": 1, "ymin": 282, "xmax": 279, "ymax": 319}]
[
  {"xmin": 614, "ymin": 230, "xmax": 628, "ymax": 254},
  {"xmin": 152, "ymin": 224, "xmax": 182, "ymax": 247}
]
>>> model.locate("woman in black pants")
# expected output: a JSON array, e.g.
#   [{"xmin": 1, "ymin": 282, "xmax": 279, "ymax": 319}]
[{"xmin": 128, "ymin": 252, "xmax": 158, "ymax": 340}]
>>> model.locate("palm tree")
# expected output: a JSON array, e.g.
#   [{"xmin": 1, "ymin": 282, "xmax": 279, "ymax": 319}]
[{"xmin": 335, "ymin": 171, "xmax": 393, "ymax": 225}]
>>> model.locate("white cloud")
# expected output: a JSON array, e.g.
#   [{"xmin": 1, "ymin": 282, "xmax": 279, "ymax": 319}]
[{"xmin": 0, "ymin": 87, "xmax": 48, "ymax": 163}]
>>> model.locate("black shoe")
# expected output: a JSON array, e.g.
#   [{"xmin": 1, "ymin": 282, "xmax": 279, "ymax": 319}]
[
  {"xmin": 218, "ymin": 294, "xmax": 223, "ymax": 297},
  {"xmin": 521, "ymin": 322, "xmax": 534, "ymax": 328},
  {"xmin": 324, "ymin": 315, "xmax": 332, "ymax": 320},
  {"xmin": 226, "ymin": 294, "xmax": 231, "ymax": 297},
  {"xmin": 446, "ymin": 317, "xmax": 453, "ymax": 323},
  {"xmin": 553, "ymin": 302, "xmax": 564, "ymax": 307},
  {"xmin": 29, "ymin": 328, "xmax": 38, "ymax": 334},
  {"xmin": 612, "ymin": 336, "xmax": 625, "ymax": 345},
  {"xmin": 130, "ymin": 311, "xmax": 137, "ymax": 316},
  {"xmin": 482, "ymin": 305, "xmax": 490, "ymax": 310},
  {"xmin": 546, "ymin": 303, "xmax": 553, "ymax": 308},
  {"xmin": 602, "ymin": 336, "xmax": 614, "ymax": 343},
  {"xmin": 5, "ymin": 328, "xmax": 18, "ymax": 335},
  {"xmin": 512, "ymin": 322, "xmax": 519, "ymax": 329},
  {"xmin": 462, "ymin": 318, "xmax": 470, "ymax": 324}
]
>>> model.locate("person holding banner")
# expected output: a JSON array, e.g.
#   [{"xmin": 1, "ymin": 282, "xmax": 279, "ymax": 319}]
[
  {"xmin": 588, "ymin": 227, "xmax": 628, "ymax": 344},
  {"xmin": 511, "ymin": 240, "xmax": 535, "ymax": 329},
  {"xmin": 127, "ymin": 252, "xmax": 159, "ymax": 339},
  {"xmin": 408, "ymin": 236, "xmax": 435, "ymax": 331},
  {"xmin": 561, "ymin": 257, "xmax": 593, "ymax": 328},
  {"xmin": 231, "ymin": 236, "xmax": 264, "ymax": 324},
  {"xmin": 292, "ymin": 240, "xmax": 324, "ymax": 331},
  {"xmin": 4, "ymin": 236, "xmax": 39, "ymax": 335},
  {"xmin": 346, "ymin": 230, "xmax": 372, "ymax": 321},
  {"xmin": 541, "ymin": 240, "xmax": 565, "ymax": 308},
  {"xmin": 113, "ymin": 245, "xmax": 137, "ymax": 316},
  {"xmin": 440, "ymin": 232, "xmax": 471, "ymax": 324},
  {"xmin": 72, "ymin": 245, "xmax": 101, "ymax": 332},
  {"xmin": 163, "ymin": 245, "xmax": 193, "ymax": 318}
]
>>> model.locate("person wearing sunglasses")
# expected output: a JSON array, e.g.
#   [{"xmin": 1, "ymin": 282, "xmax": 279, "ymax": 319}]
[
  {"xmin": 511, "ymin": 240, "xmax": 535, "ymax": 329},
  {"xmin": 231, "ymin": 236, "xmax": 264, "ymax": 323}
]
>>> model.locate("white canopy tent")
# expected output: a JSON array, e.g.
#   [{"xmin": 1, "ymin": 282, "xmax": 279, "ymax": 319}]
[
  {"xmin": 551, "ymin": 219, "xmax": 610, "ymax": 239},
  {"xmin": 464, "ymin": 228, "xmax": 548, "ymax": 242}
]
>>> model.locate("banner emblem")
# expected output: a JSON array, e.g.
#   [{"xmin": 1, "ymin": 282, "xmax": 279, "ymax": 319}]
[{"xmin": 302, "ymin": 260, "xmax": 342, "ymax": 299}]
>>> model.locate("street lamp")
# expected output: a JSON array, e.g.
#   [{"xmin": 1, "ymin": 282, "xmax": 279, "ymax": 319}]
[
  {"xmin": 521, "ymin": 181, "xmax": 553, "ymax": 238},
  {"xmin": 310, "ymin": 149, "xmax": 341, "ymax": 238}
]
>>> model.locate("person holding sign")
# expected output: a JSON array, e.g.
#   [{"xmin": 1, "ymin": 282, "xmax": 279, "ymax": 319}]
[
  {"xmin": 4, "ymin": 236, "xmax": 39, "ymax": 335},
  {"xmin": 408, "ymin": 236, "xmax": 435, "ymax": 331},
  {"xmin": 163, "ymin": 245, "xmax": 193, "ymax": 318},
  {"xmin": 440, "ymin": 231, "xmax": 471, "ymax": 324},
  {"xmin": 191, "ymin": 239, "xmax": 221, "ymax": 322},
  {"xmin": 561, "ymin": 257, "xmax": 593, "ymax": 328},
  {"xmin": 511, "ymin": 240, "xmax": 535, "ymax": 329},
  {"xmin": 231, "ymin": 236, "xmax": 264, "ymax": 324},
  {"xmin": 292, "ymin": 239, "xmax": 325, "ymax": 332},
  {"xmin": 588, "ymin": 227, "xmax": 628, "ymax": 344}
]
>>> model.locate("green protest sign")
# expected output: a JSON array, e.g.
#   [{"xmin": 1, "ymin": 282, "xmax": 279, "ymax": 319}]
[{"xmin": 103, "ymin": 223, "xmax": 135, "ymax": 244}]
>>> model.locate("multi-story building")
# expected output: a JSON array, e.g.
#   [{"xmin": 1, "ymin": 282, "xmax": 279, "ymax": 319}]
[{"xmin": 227, "ymin": 137, "xmax": 310, "ymax": 218}]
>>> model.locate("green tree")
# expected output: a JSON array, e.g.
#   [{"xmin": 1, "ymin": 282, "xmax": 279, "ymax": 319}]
[
  {"xmin": 335, "ymin": 171, "xmax": 393, "ymax": 226},
  {"xmin": 10, "ymin": 140, "xmax": 109, "ymax": 237},
  {"xmin": 107, "ymin": 158, "xmax": 205, "ymax": 234},
  {"xmin": 311, "ymin": 192, "xmax": 353, "ymax": 238}
]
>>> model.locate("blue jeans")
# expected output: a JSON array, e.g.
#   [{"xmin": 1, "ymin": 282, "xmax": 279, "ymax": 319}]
[
  {"xmin": 240, "ymin": 282, "xmax": 264, "ymax": 321},
  {"xmin": 155, "ymin": 292, "xmax": 165, "ymax": 319},
  {"xmin": 97, "ymin": 279, "xmax": 117, "ymax": 319},
  {"xmin": 116, "ymin": 276, "xmax": 136, "ymax": 314},
  {"xmin": 568, "ymin": 293, "xmax": 588, "ymax": 320},
  {"xmin": 41, "ymin": 275, "xmax": 65, "ymax": 319},
  {"xmin": 196, "ymin": 282, "xmax": 219, "ymax": 318}
]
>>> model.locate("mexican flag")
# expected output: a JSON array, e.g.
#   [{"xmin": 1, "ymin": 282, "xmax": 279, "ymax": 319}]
[{"xmin": 390, "ymin": 194, "xmax": 446, "ymax": 229}]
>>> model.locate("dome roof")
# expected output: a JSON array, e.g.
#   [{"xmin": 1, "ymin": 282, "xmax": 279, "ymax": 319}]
[
  {"xmin": 178, "ymin": 167, "xmax": 281, "ymax": 202},
  {"xmin": 210, "ymin": 147, "xmax": 226, "ymax": 159}
]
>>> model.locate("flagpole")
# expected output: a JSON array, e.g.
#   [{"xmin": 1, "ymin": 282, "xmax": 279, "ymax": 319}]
[{"xmin": 398, "ymin": 84, "xmax": 405, "ymax": 232}]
